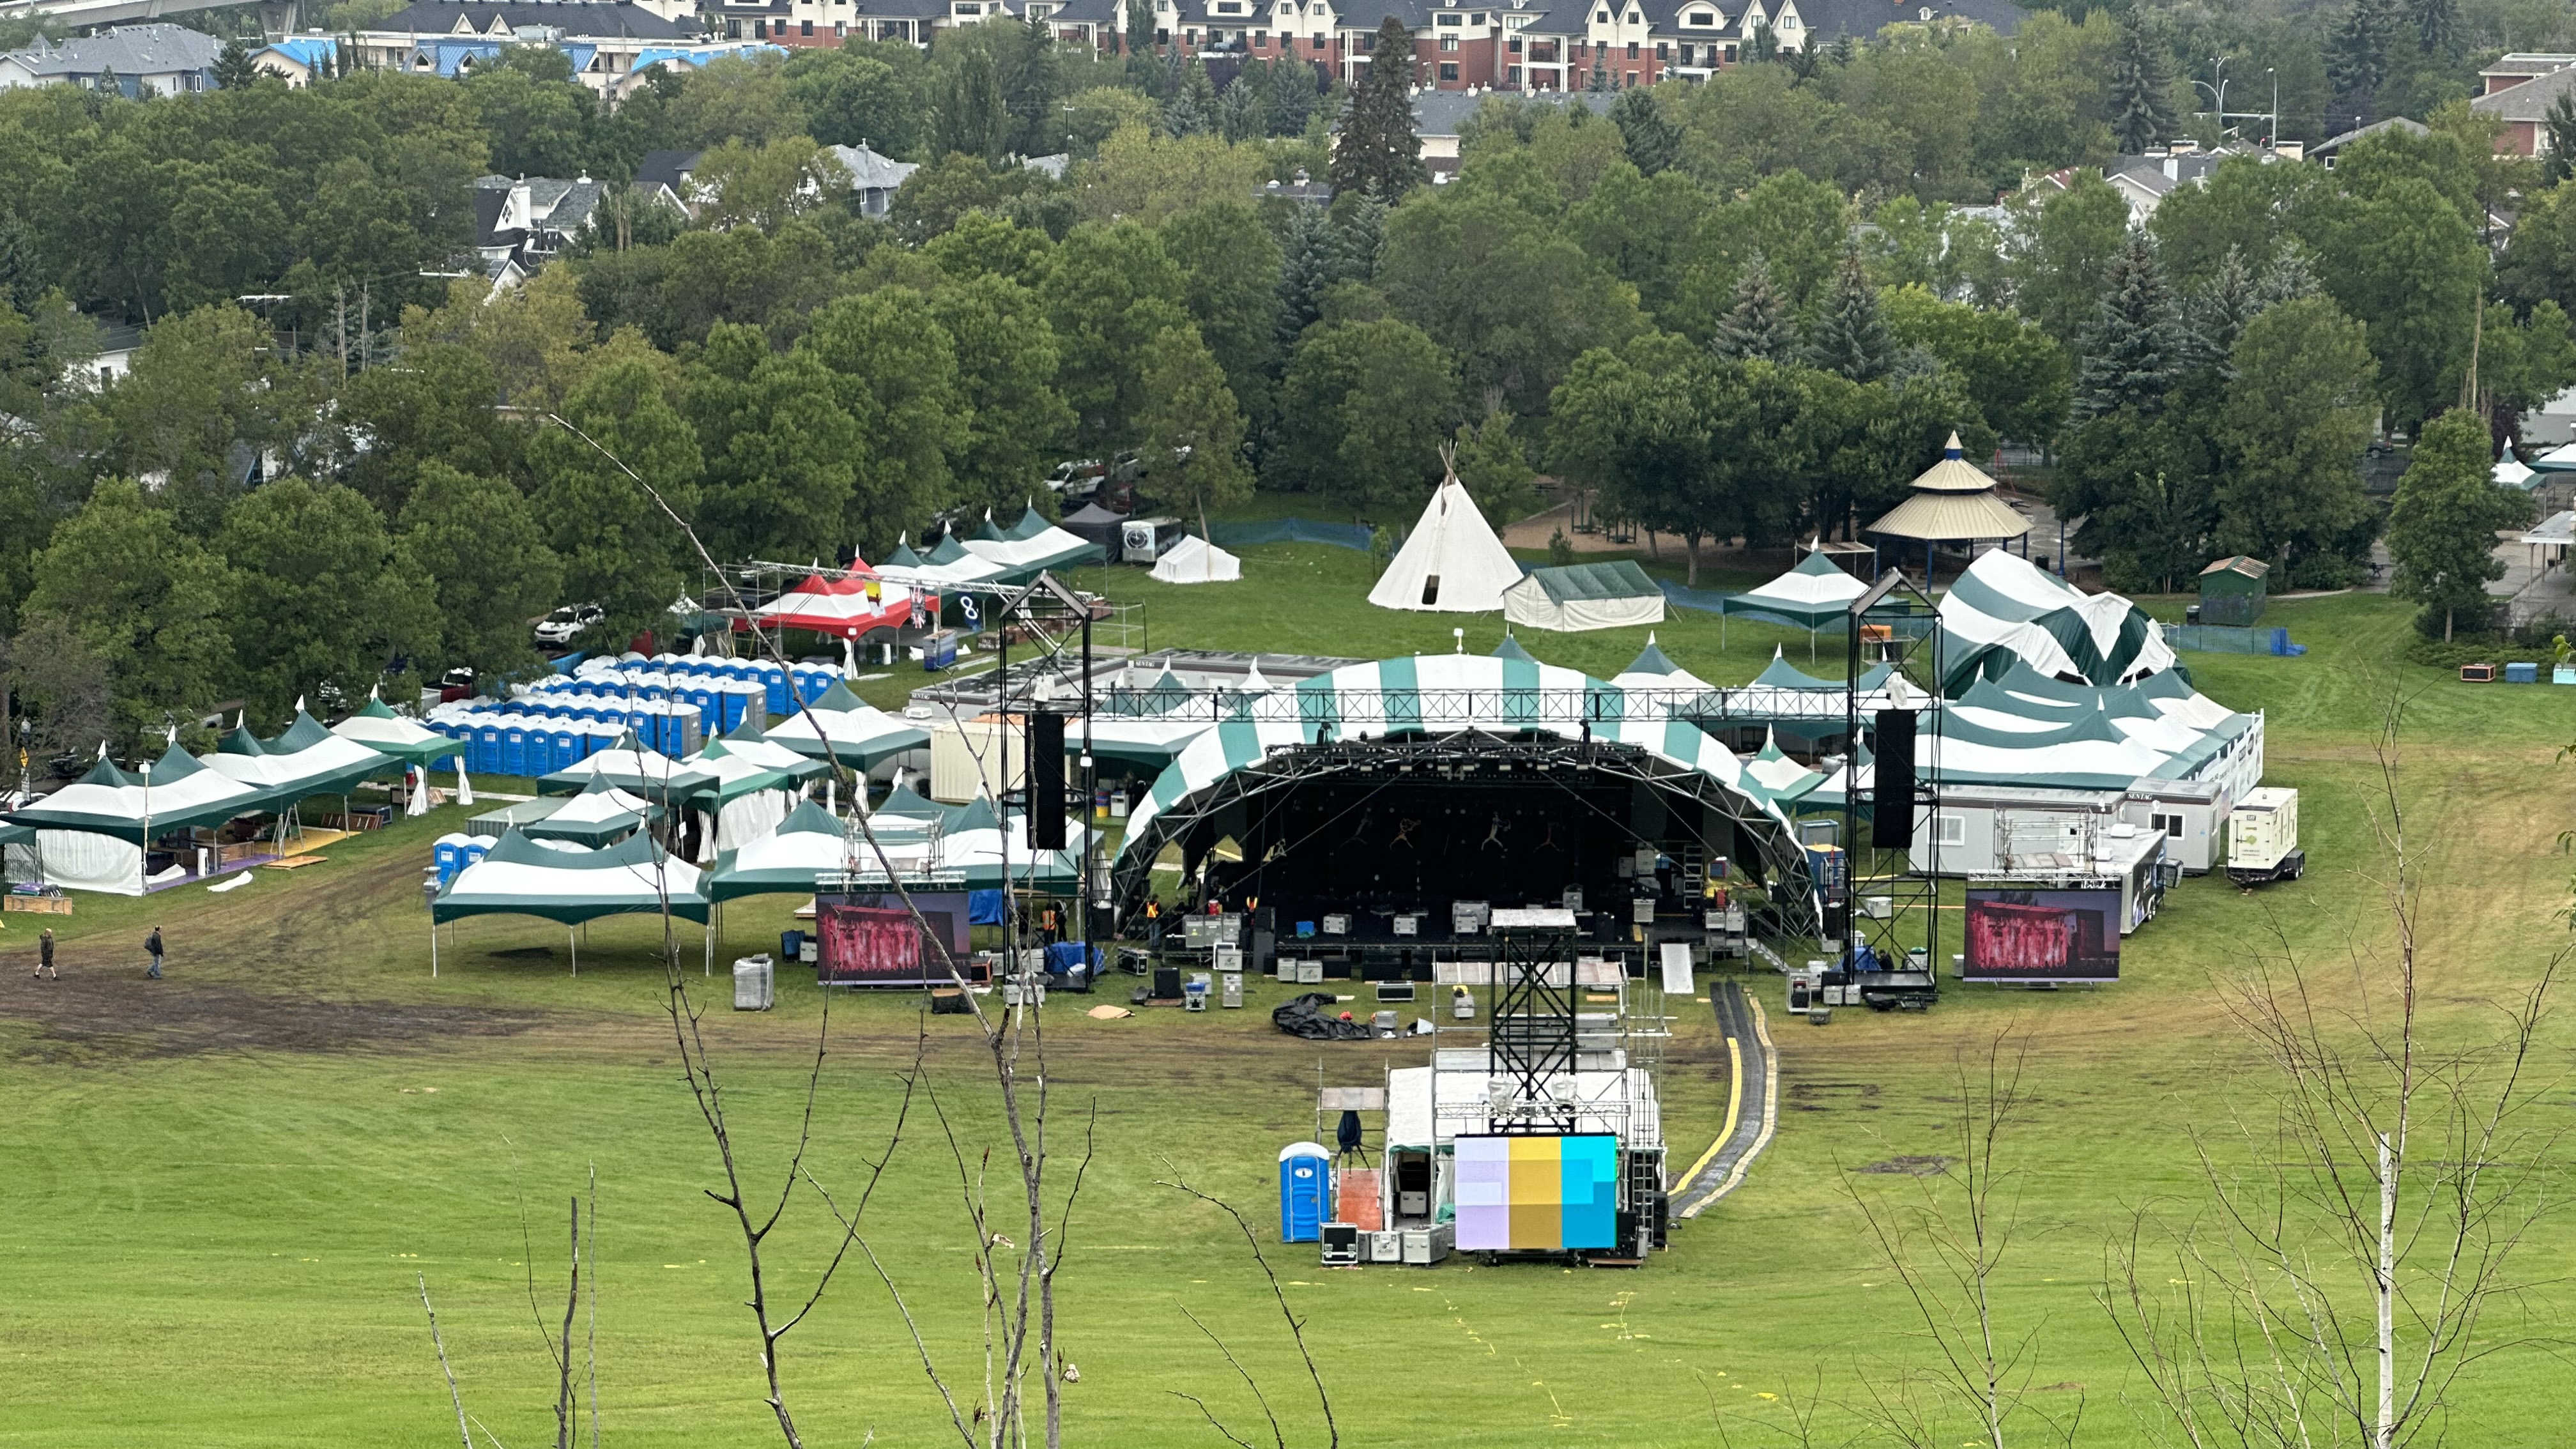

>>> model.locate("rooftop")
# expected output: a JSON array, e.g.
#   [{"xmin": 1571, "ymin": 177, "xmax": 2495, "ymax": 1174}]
[{"xmin": 1, "ymin": 23, "xmax": 221, "ymax": 77}]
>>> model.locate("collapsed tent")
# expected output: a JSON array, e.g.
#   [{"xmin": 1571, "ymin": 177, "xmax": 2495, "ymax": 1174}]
[
  {"xmin": 1149, "ymin": 534, "xmax": 1242, "ymax": 585},
  {"xmin": 1367, "ymin": 473, "xmax": 1521, "ymax": 613},
  {"xmin": 1274, "ymin": 992, "xmax": 1374, "ymax": 1041},
  {"xmin": 431, "ymin": 828, "xmax": 709, "ymax": 924},
  {"xmin": 1937, "ymin": 549, "xmax": 2178, "ymax": 693},
  {"xmin": 741, "ymin": 572, "xmax": 912, "ymax": 640},
  {"xmin": 1501, "ymin": 560, "xmax": 1662, "ymax": 632}
]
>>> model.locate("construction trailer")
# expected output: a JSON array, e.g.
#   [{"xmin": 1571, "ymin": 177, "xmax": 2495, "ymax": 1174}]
[
  {"xmin": 2117, "ymin": 776, "xmax": 2229, "ymax": 874},
  {"xmin": 1910, "ymin": 786, "xmax": 2123, "ymax": 877}
]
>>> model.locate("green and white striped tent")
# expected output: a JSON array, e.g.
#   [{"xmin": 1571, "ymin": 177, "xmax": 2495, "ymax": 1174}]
[
  {"xmin": 765, "ymin": 680, "xmax": 931, "ymax": 770},
  {"xmin": 538, "ymin": 740, "xmax": 721, "ymax": 801},
  {"xmin": 703, "ymin": 799, "xmax": 857, "ymax": 901},
  {"xmin": 1110, "ymin": 654, "xmax": 1811, "ymax": 914},
  {"xmin": 204, "ymin": 707, "xmax": 401, "ymax": 804},
  {"xmin": 1724, "ymin": 544, "xmax": 1870, "ymax": 655},
  {"xmin": 924, "ymin": 793, "xmax": 1086, "ymax": 889},
  {"xmin": 332, "ymin": 691, "xmax": 461, "ymax": 766},
  {"xmin": 3, "ymin": 742, "xmax": 268, "ymax": 843},
  {"xmin": 1936, "ymin": 549, "xmax": 2177, "ymax": 694},
  {"xmin": 961, "ymin": 505, "xmax": 1108, "ymax": 582},
  {"xmin": 522, "ymin": 777, "xmax": 656, "ymax": 846},
  {"xmin": 431, "ymin": 828, "xmax": 709, "ymax": 924}
]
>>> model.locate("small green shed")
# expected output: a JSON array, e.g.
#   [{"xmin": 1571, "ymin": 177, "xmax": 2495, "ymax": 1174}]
[{"xmin": 2197, "ymin": 555, "xmax": 2269, "ymax": 625}]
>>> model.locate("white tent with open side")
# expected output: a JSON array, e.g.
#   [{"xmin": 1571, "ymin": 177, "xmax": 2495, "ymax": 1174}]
[
  {"xmin": 1501, "ymin": 560, "xmax": 1663, "ymax": 632},
  {"xmin": 1367, "ymin": 473, "xmax": 1521, "ymax": 613},
  {"xmin": 1149, "ymin": 533, "xmax": 1242, "ymax": 585}
]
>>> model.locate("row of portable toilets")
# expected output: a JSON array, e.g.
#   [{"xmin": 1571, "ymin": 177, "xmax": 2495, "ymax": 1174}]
[
  {"xmin": 420, "ymin": 708, "xmax": 701, "ymax": 775},
  {"xmin": 562, "ymin": 656, "xmax": 851, "ymax": 719},
  {"xmin": 420, "ymin": 661, "xmax": 855, "ymax": 776},
  {"xmin": 431, "ymin": 834, "xmax": 502, "ymax": 886}
]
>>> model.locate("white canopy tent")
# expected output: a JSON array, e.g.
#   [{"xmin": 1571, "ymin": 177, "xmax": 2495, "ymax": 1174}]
[
  {"xmin": 1367, "ymin": 474, "xmax": 1521, "ymax": 613},
  {"xmin": 1149, "ymin": 534, "xmax": 1243, "ymax": 585},
  {"xmin": 1501, "ymin": 560, "xmax": 1664, "ymax": 632}
]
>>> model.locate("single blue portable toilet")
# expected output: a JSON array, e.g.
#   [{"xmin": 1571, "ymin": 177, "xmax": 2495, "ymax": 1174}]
[
  {"xmin": 473, "ymin": 719, "xmax": 503, "ymax": 774},
  {"xmin": 759, "ymin": 664, "xmax": 791, "ymax": 716},
  {"xmin": 549, "ymin": 727, "xmax": 579, "ymax": 772},
  {"xmin": 1278, "ymin": 1142, "xmax": 1331, "ymax": 1243},
  {"xmin": 500, "ymin": 722, "xmax": 528, "ymax": 776},
  {"xmin": 433, "ymin": 832, "xmax": 468, "ymax": 885}
]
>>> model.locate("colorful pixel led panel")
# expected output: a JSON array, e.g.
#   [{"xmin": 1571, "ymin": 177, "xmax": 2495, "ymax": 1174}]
[{"xmin": 1452, "ymin": 1134, "xmax": 1618, "ymax": 1252}]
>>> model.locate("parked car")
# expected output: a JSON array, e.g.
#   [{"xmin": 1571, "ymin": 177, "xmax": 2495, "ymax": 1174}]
[{"xmin": 534, "ymin": 603, "xmax": 604, "ymax": 646}]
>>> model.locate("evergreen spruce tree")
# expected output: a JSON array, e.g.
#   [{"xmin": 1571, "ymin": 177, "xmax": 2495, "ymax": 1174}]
[
  {"xmin": 1124, "ymin": 0, "xmax": 1153, "ymax": 56},
  {"xmin": 213, "ymin": 38, "xmax": 258, "ymax": 90},
  {"xmin": 1325, "ymin": 192, "xmax": 1385, "ymax": 281},
  {"xmin": 1710, "ymin": 254, "xmax": 1798, "ymax": 364},
  {"xmin": 2412, "ymin": 0, "xmax": 2459, "ymax": 63},
  {"xmin": 1802, "ymin": 249, "xmax": 1892, "ymax": 383},
  {"xmin": 2107, "ymin": 18, "xmax": 2179, "ymax": 154},
  {"xmin": 1330, "ymin": 19, "xmax": 1427, "ymax": 201},
  {"xmin": 2188, "ymin": 245, "xmax": 2264, "ymax": 369},
  {"xmin": 1587, "ymin": 51, "xmax": 1610, "ymax": 91},
  {"xmin": 1609, "ymin": 88, "xmax": 1681, "ymax": 176},
  {"xmin": 2073, "ymin": 236, "xmax": 2186, "ymax": 420},
  {"xmin": 1165, "ymin": 60, "xmax": 1218, "ymax": 137},
  {"xmin": 2259, "ymin": 241, "xmax": 2320, "ymax": 305},
  {"xmin": 1276, "ymin": 204, "xmax": 1333, "ymax": 347},
  {"xmin": 2547, "ymin": 89, "xmax": 2576, "ymax": 183},
  {"xmin": 2328, "ymin": 0, "xmax": 2404, "ymax": 114},
  {"xmin": 1217, "ymin": 70, "xmax": 1261, "ymax": 142}
]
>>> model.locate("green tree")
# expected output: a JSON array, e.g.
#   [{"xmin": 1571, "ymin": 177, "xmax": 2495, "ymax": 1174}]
[
  {"xmin": 1802, "ymin": 249, "xmax": 1892, "ymax": 383},
  {"xmin": 1882, "ymin": 284, "xmax": 2071, "ymax": 445},
  {"xmin": 334, "ymin": 340, "xmax": 521, "ymax": 515},
  {"xmin": 527, "ymin": 354, "xmax": 702, "ymax": 645},
  {"xmin": 1273, "ymin": 316, "xmax": 1457, "ymax": 510},
  {"xmin": 1163, "ymin": 61, "xmax": 1217, "ymax": 137},
  {"xmin": 2317, "ymin": 169, "xmax": 2481, "ymax": 434},
  {"xmin": 694, "ymin": 135, "xmax": 851, "ymax": 232},
  {"xmin": 1133, "ymin": 326, "xmax": 1253, "ymax": 528},
  {"xmin": 664, "ymin": 52, "xmax": 807, "ymax": 148},
  {"xmin": 2386, "ymin": 407, "xmax": 2529, "ymax": 639},
  {"xmin": 1708, "ymin": 253, "xmax": 1798, "ymax": 364},
  {"xmin": 1563, "ymin": 164, "xmax": 1706, "ymax": 318},
  {"xmin": 2327, "ymin": 0, "xmax": 2404, "ymax": 111},
  {"xmin": 215, "ymin": 477, "xmax": 433, "ymax": 721},
  {"xmin": 1162, "ymin": 202, "xmax": 1284, "ymax": 417},
  {"xmin": 2546, "ymin": 91, "xmax": 2576, "ymax": 185},
  {"xmin": 106, "ymin": 304, "xmax": 320, "ymax": 534},
  {"xmin": 1038, "ymin": 220, "xmax": 1188, "ymax": 450},
  {"xmin": 398, "ymin": 463, "xmax": 562, "ymax": 681},
  {"xmin": 783, "ymin": 45, "xmax": 924, "ymax": 157},
  {"xmin": 935, "ymin": 42, "xmax": 1008, "ymax": 162},
  {"xmin": 685, "ymin": 322, "xmax": 859, "ymax": 561},
  {"xmin": 2106, "ymin": 16, "xmax": 2178, "ymax": 153},
  {"xmin": 1331, "ymin": 18, "xmax": 1427, "ymax": 201},
  {"xmin": 213, "ymin": 39, "xmax": 259, "ymax": 91},
  {"xmin": 925, "ymin": 210, "xmax": 1055, "ymax": 289},
  {"xmin": 2074, "ymin": 235, "xmax": 2186, "ymax": 419},
  {"xmin": 1609, "ymin": 87, "xmax": 1681, "ymax": 176},
  {"xmin": 930, "ymin": 272, "xmax": 1076, "ymax": 514},
  {"xmin": 1377, "ymin": 186, "xmax": 1643, "ymax": 415},
  {"xmin": 461, "ymin": 50, "xmax": 599, "ymax": 179},
  {"xmin": 2009, "ymin": 171, "xmax": 2131, "ymax": 348},
  {"xmin": 22, "ymin": 479, "xmax": 234, "ymax": 742},
  {"xmin": 1450, "ymin": 399, "xmax": 1536, "ymax": 523},
  {"xmin": 801, "ymin": 288, "xmax": 966, "ymax": 552},
  {"xmin": 2214, "ymin": 298, "xmax": 2381, "ymax": 586}
]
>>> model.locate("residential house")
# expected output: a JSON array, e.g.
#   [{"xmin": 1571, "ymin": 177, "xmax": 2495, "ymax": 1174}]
[
  {"xmin": 473, "ymin": 173, "xmax": 606, "ymax": 289},
  {"xmin": 0, "ymin": 24, "xmax": 222, "ymax": 95},
  {"xmin": 1407, "ymin": 87, "xmax": 1611, "ymax": 180},
  {"xmin": 633, "ymin": 148, "xmax": 705, "ymax": 213},
  {"xmin": 2305, "ymin": 114, "xmax": 2427, "ymax": 167},
  {"xmin": 2478, "ymin": 52, "xmax": 2576, "ymax": 96},
  {"xmin": 2471, "ymin": 63, "xmax": 2576, "ymax": 157},
  {"xmin": 2101, "ymin": 149, "xmax": 2222, "ymax": 224},
  {"xmin": 348, "ymin": 0, "xmax": 714, "ymax": 98},
  {"xmin": 707, "ymin": 0, "xmax": 1009, "ymax": 45},
  {"xmin": 826, "ymin": 142, "xmax": 919, "ymax": 215},
  {"xmin": 251, "ymin": 35, "xmax": 341, "ymax": 86},
  {"xmin": 72, "ymin": 319, "xmax": 145, "ymax": 388}
]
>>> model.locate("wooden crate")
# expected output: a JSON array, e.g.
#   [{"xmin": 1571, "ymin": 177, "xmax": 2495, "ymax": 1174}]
[{"xmin": 4, "ymin": 894, "xmax": 72, "ymax": 916}]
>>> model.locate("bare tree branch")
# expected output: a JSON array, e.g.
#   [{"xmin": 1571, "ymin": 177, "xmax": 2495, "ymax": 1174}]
[{"xmin": 419, "ymin": 1273, "xmax": 472, "ymax": 1449}]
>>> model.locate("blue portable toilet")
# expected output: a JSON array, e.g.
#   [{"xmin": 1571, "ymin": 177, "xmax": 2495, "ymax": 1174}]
[
  {"xmin": 1278, "ymin": 1142, "xmax": 1331, "ymax": 1243},
  {"xmin": 462, "ymin": 835, "xmax": 495, "ymax": 870},
  {"xmin": 549, "ymin": 727, "xmax": 579, "ymax": 772},
  {"xmin": 500, "ymin": 721, "xmax": 528, "ymax": 776},
  {"xmin": 758, "ymin": 664, "xmax": 791, "ymax": 716},
  {"xmin": 433, "ymin": 832, "xmax": 468, "ymax": 885},
  {"xmin": 472, "ymin": 719, "xmax": 503, "ymax": 775},
  {"xmin": 686, "ymin": 684, "xmax": 716, "ymax": 725}
]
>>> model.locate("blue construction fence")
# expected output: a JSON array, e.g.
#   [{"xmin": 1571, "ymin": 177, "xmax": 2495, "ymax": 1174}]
[
  {"xmin": 2167, "ymin": 625, "xmax": 2305, "ymax": 656},
  {"xmin": 1206, "ymin": 518, "xmax": 1374, "ymax": 551}
]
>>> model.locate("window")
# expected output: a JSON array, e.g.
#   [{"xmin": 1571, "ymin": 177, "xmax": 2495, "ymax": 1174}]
[
  {"xmin": 1781, "ymin": 12, "xmax": 1797, "ymax": 25},
  {"xmin": 1625, "ymin": 40, "xmax": 1637, "ymax": 56},
  {"xmin": 1156, "ymin": 26, "xmax": 1169, "ymax": 41},
  {"xmin": 1507, "ymin": 34, "xmax": 1520, "ymax": 50},
  {"xmin": 1721, "ymin": 42, "xmax": 1735, "ymax": 59},
  {"xmin": 1255, "ymin": 28, "xmax": 1269, "ymax": 43},
  {"xmin": 1624, "ymin": 67, "xmax": 1637, "ymax": 82},
  {"xmin": 1185, "ymin": 28, "xmax": 1197, "ymax": 42},
  {"xmin": 1471, "ymin": 10, "xmax": 1487, "ymax": 21},
  {"xmin": 1439, "ymin": 59, "xmax": 1458, "ymax": 77},
  {"xmin": 1506, "ymin": 62, "xmax": 1519, "ymax": 79},
  {"xmin": 2152, "ymin": 813, "xmax": 2184, "ymax": 839},
  {"xmin": 1436, "ymin": 10, "xmax": 1460, "ymax": 22},
  {"xmin": 1931, "ymin": 814, "xmax": 1966, "ymax": 848},
  {"xmin": 1439, "ymin": 34, "xmax": 1458, "ymax": 49},
  {"xmin": 953, "ymin": 1, "xmax": 980, "ymax": 11},
  {"xmin": 1312, "ymin": 32, "xmax": 1326, "ymax": 46},
  {"xmin": 1655, "ymin": 40, "xmax": 1666, "ymax": 56},
  {"xmin": 801, "ymin": 18, "xmax": 813, "ymax": 33},
  {"xmin": 1360, "ymin": 31, "xmax": 1374, "ymax": 49},
  {"xmin": 1687, "ymin": 8, "xmax": 1712, "ymax": 22},
  {"xmin": 1593, "ymin": 8, "xmax": 1607, "ymax": 19}
]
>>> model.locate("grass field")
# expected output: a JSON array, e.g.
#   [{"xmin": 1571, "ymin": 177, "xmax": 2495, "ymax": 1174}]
[{"xmin": 5, "ymin": 546, "xmax": 2575, "ymax": 1448}]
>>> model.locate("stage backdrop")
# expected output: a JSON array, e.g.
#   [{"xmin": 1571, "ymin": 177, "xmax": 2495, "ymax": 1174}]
[
  {"xmin": 816, "ymin": 891, "xmax": 981, "ymax": 986},
  {"xmin": 1961, "ymin": 888, "xmax": 2120, "ymax": 983}
]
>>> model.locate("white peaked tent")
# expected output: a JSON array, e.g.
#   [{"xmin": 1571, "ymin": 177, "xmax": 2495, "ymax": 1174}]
[
  {"xmin": 2495, "ymin": 442, "xmax": 2536, "ymax": 488},
  {"xmin": 1368, "ymin": 473, "xmax": 1521, "ymax": 613},
  {"xmin": 1149, "ymin": 533, "xmax": 1242, "ymax": 584}
]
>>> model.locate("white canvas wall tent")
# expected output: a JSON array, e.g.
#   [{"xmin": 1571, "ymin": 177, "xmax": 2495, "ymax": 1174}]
[
  {"xmin": 431, "ymin": 827, "xmax": 710, "ymax": 924},
  {"xmin": 1501, "ymin": 560, "xmax": 1664, "ymax": 632},
  {"xmin": 1937, "ymin": 549, "xmax": 2177, "ymax": 693},
  {"xmin": 1367, "ymin": 473, "xmax": 1522, "ymax": 613},
  {"xmin": 763, "ymin": 680, "xmax": 932, "ymax": 770},
  {"xmin": 1149, "ymin": 533, "xmax": 1243, "ymax": 584}
]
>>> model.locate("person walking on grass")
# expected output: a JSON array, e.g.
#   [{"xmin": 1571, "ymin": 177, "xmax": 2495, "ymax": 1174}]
[
  {"xmin": 34, "ymin": 927, "xmax": 56, "ymax": 980},
  {"xmin": 145, "ymin": 926, "xmax": 164, "ymax": 980}
]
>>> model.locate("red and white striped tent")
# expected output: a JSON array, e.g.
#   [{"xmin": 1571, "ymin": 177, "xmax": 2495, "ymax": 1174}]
[{"xmin": 737, "ymin": 572, "xmax": 912, "ymax": 640}]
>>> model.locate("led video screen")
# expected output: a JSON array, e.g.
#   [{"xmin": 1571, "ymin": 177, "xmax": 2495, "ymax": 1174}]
[
  {"xmin": 1453, "ymin": 1134, "xmax": 1617, "ymax": 1252},
  {"xmin": 1962, "ymin": 888, "xmax": 2120, "ymax": 983},
  {"xmin": 815, "ymin": 891, "xmax": 982, "ymax": 987}
]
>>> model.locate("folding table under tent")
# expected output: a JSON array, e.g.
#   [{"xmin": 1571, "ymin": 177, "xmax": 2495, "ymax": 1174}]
[
  {"xmin": 763, "ymin": 680, "xmax": 931, "ymax": 772},
  {"xmin": 1, "ymin": 744, "xmax": 273, "ymax": 894},
  {"xmin": 1722, "ymin": 544, "xmax": 1870, "ymax": 658},
  {"xmin": 740, "ymin": 572, "xmax": 912, "ymax": 642},
  {"xmin": 1367, "ymin": 472, "xmax": 1521, "ymax": 613},
  {"xmin": 1149, "ymin": 534, "xmax": 1242, "ymax": 585},
  {"xmin": 521, "ymin": 777, "xmax": 657, "ymax": 846},
  {"xmin": 1501, "ymin": 560, "xmax": 1664, "ymax": 632},
  {"xmin": 428, "ymin": 829, "xmax": 711, "ymax": 976}
]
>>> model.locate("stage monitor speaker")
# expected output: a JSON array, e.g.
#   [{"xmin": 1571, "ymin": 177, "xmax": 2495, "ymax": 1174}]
[
  {"xmin": 1872, "ymin": 708, "xmax": 1917, "ymax": 849},
  {"xmin": 1027, "ymin": 712, "xmax": 1066, "ymax": 849}
]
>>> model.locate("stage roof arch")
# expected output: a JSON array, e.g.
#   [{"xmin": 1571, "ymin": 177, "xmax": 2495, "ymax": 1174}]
[{"xmin": 1108, "ymin": 654, "xmax": 1820, "ymax": 933}]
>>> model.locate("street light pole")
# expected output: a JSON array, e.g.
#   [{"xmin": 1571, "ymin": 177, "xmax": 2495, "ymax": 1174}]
[{"xmin": 2268, "ymin": 66, "xmax": 2278, "ymax": 148}]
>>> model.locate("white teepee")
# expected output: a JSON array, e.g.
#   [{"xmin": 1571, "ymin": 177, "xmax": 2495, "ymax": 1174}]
[{"xmin": 1367, "ymin": 472, "xmax": 1521, "ymax": 613}]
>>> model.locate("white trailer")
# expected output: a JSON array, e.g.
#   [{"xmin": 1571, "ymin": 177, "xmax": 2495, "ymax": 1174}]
[{"xmin": 2225, "ymin": 786, "xmax": 2303, "ymax": 886}]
